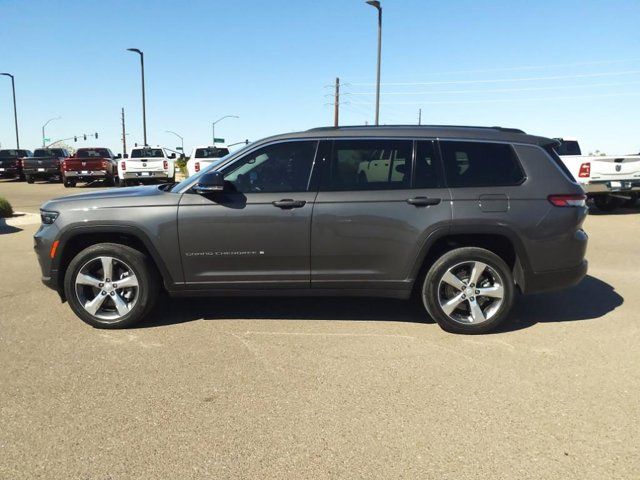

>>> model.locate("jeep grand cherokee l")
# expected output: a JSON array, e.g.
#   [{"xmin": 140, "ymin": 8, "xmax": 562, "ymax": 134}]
[{"xmin": 34, "ymin": 126, "xmax": 588, "ymax": 334}]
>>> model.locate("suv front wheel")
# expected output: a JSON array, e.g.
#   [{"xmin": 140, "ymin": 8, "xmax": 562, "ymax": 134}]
[
  {"xmin": 422, "ymin": 247, "xmax": 515, "ymax": 334},
  {"xmin": 64, "ymin": 243, "xmax": 159, "ymax": 329}
]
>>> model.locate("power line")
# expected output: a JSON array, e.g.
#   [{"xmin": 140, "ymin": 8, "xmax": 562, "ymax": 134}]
[{"xmin": 350, "ymin": 70, "xmax": 640, "ymax": 86}]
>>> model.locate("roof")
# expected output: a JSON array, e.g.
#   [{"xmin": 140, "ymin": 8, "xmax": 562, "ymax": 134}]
[{"xmin": 257, "ymin": 125, "xmax": 555, "ymax": 147}]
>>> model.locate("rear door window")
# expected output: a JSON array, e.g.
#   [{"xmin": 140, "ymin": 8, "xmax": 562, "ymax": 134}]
[
  {"xmin": 439, "ymin": 141, "xmax": 525, "ymax": 187},
  {"xmin": 414, "ymin": 141, "xmax": 442, "ymax": 188},
  {"xmin": 323, "ymin": 139, "xmax": 412, "ymax": 191}
]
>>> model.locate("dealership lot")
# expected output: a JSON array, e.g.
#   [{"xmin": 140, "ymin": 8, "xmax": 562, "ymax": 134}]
[{"xmin": 1, "ymin": 179, "xmax": 639, "ymax": 479}]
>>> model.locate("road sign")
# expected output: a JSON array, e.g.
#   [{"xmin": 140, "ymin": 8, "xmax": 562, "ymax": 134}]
[
  {"xmin": 43, "ymin": 137, "xmax": 50, "ymax": 142},
  {"xmin": 214, "ymin": 138, "xmax": 225, "ymax": 144},
  {"xmin": 176, "ymin": 147, "xmax": 183, "ymax": 151}
]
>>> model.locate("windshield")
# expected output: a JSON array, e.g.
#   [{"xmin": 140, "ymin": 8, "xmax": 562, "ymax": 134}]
[
  {"xmin": 77, "ymin": 148, "xmax": 110, "ymax": 158},
  {"xmin": 195, "ymin": 147, "xmax": 230, "ymax": 159},
  {"xmin": 131, "ymin": 148, "xmax": 164, "ymax": 158},
  {"xmin": 171, "ymin": 144, "xmax": 251, "ymax": 193}
]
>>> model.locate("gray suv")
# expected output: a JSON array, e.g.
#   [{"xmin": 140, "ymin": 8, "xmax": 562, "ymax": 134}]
[{"xmin": 34, "ymin": 126, "xmax": 588, "ymax": 334}]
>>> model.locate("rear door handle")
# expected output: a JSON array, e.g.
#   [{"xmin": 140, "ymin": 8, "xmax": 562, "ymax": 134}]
[
  {"xmin": 406, "ymin": 196, "xmax": 441, "ymax": 207},
  {"xmin": 272, "ymin": 199, "xmax": 306, "ymax": 209}
]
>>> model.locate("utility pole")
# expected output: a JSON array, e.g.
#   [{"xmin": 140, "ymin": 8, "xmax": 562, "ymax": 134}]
[
  {"xmin": 366, "ymin": 1, "xmax": 382, "ymax": 125},
  {"xmin": 1, "ymin": 73, "xmax": 19, "ymax": 148},
  {"xmin": 418, "ymin": 108, "xmax": 422, "ymax": 126},
  {"xmin": 121, "ymin": 108, "xmax": 127, "ymax": 156},
  {"xmin": 333, "ymin": 77, "xmax": 340, "ymax": 127}
]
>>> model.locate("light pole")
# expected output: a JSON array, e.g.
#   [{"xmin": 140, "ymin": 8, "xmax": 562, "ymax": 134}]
[
  {"xmin": 365, "ymin": 0, "xmax": 382, "ymax": 126},
  {"xmin": 42, "ymin": 117, "xmax": 61, "ymax": 147},
  {"xmin": 1, "ymin": 73, "xmax": 19, "ymax": 148},
  {"xmin": 127, "ymin": 48, "xmax": 147, "ymax": 146},
  {"xmin": 165, "ymin": 130, "xmax": 184, "ymax": 155},
  {"xmin": 212, "ymin": 115, "xmax": 239, "ymax": 145}
]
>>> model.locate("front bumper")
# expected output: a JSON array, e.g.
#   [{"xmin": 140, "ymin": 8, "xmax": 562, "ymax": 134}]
[
  {"xmin": 33, "ymin": 223, "xmax": 61, "ymax": 294},
  {"xmin": 584, "ymin": 180, "xmax": 640, "ymax": 194}
]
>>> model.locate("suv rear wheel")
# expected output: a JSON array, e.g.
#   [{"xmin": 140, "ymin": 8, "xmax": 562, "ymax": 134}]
[
  {"xmin": 63, "ymin": 243, "xmax": 159, "ymax": 329},
  {"xmin": 422, "ymin": 247, "xmax": 514, "ymax": 334}
]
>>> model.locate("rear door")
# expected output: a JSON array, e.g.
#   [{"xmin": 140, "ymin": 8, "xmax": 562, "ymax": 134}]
[
  {"xmin": 178, "ymin": 139, "xmax": 320, "ymax": 288},
  {"xmin": 310, "ymin": 138, "xmax": 451, "ymax": 294}
]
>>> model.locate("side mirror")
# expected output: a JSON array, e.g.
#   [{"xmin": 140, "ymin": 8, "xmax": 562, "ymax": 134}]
[
  {"xmin": 193, "ymin": 171, "xmax": 225, "ymax": 194},
  {"xmin": 169, "ymin": 153, "xmax": 176, "ymax": 159},
  {"xmin": 116, "ymin": 153, "xmax": 122, "ymax": 159},
  {"xmin": 124, "ymin": 153, "xmax": 129, "ymax": 159}
]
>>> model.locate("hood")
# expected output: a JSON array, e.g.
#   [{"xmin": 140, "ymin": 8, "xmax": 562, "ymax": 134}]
[{"xmin": 41, "ymin": 185, "xmax": 179, "ymax": 211}]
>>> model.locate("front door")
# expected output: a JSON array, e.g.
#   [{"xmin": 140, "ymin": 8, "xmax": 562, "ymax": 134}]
[{"xmin": 178, "ymin": 140, "xmax": 320, "ymax": 289}]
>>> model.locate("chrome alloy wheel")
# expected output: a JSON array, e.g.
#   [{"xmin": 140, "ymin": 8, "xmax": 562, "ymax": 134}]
[
  {"xmin": 434, "ymin": 261, "xmax": 505, "ymax": 325},
  {"xmin": 75, "ymin": 256, "xmax": 139, "ymax": 322}
]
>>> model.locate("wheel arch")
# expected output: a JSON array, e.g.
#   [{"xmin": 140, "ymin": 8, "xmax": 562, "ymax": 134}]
[
  {"xmin": 410, "ymin": 225, "xmax": 529, "ymax": 294},
  {"xmin": 54, "ymin": 225, "xmax": 175, "ymax": 301}
]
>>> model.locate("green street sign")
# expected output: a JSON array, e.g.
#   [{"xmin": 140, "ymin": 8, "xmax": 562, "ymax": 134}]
[
  {"xmin": 43, "ymin": 137, "xmax": 51, "ymax": 142},
  {"xmin": 176, "ymin": 147, "xmax": 183, "ymax": 151},
  {"xmin": 214, "ymin": 137, "xmax": 225, "ymax": 144}
]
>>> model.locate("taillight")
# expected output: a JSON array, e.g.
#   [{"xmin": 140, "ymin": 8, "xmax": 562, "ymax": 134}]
[
  {"xmin": 121, "ymin": 161, "xmax": 126, "ymax": 171},
  {"xmin": 163, "ymin": 160, "xmax": 168, "ymax": 170},
  {"xmin": 578, "ymin": 162, "xmax": 591, "ymax": 178},
  {"xmin": 195, "ymin": 162, "xmax": 200, "ymax": 172},
  {"xmin": 548, "ymin": 194, "xmax": 587, "ymax": 207}
]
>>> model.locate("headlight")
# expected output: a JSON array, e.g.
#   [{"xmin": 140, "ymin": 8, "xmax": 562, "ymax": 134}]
[{"xmin": 40, "ymin": 210, "xmax": 59, "ymax": 225}]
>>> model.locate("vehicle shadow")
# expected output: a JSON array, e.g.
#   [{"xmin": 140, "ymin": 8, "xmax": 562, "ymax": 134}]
[
  {"xmin": 588, "ymin": 206, "xmax": 640, "ymax": 216},
  {"xmin": 136, "ymin": 275, "xmax": 622, "ymax": 332}
]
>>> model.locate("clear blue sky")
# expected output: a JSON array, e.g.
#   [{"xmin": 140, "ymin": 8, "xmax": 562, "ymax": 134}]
[{"xmin": 1, "ymin": 0, "xmax": 639, "ymax": 155}]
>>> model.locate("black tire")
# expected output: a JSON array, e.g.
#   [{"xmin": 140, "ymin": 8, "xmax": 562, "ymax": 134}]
[
  {"xmin": 26, "ymin": 175, "xmax": 34, "ymax": 184},
  {"xmin": 63, "ymin": 179, "xmax": 76, "ymax": 188},
  {"xmin": 593, "ymin": 195, "xmax": 622, "ymax": 212},
  {"xmin": 63, "ymin": 243, "xmax": 160, "ymax": 329},
  {"xmin": 422, "ymin": 247, "xmax": 515, "ymax": 334},
  {"xmin": 118, "ymin": 178, "xmax": 128, "ymax": 187},
  {"xmin": 106, "ymin": 174, "xmax": 117, "ymax": 187}
]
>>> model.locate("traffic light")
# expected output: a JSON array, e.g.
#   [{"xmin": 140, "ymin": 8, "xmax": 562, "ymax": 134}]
[
  {"xmin": 83, "ymin": 134, "xmax": 87, "ymax": 141},
  {"xmin": 74, "ymin": 136, "xmax": 78, "ymax": 142},
  {"xmin": 95, "ymin": 132, "xmax": 98, "ymax": 139}
]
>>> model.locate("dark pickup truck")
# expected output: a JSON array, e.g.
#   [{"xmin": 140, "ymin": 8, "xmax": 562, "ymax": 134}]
[
  {"xmin": 61, "ymin": 147, "xmax": 120, "ymax": 187},
  {"xmin": 23, "ymin": 148, "xmax": 70, "ymax": 183},
  {"xmin": 0, "ymin": 149, "xmax": 33, "ymax": 180}
]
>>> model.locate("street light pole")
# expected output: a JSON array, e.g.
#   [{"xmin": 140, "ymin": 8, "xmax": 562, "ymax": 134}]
[
  {"xmin": 127, "ymin": 48, "xmax": 147, "ymax": 146},
  {"xmin": 165, "ymin": 130, "xmax": 184, "ymax": 155},
  {"xmin": 1, "ymin": 73, "xmax": 19, "ymax": 148},
  {"xmin": 211, "ymin": 115, "xmax": 239, "ymax": 145},
  {"xmin": 42, "ymin": 117, "xmax": 61, "ymax": 147},
  {"xmin": 366, "ymin": 0, "xmax": 382, "ymax": 126}
]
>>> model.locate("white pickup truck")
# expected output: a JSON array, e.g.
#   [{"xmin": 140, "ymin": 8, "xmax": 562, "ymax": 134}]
[
  {"xmin": 555, "ymin": 138, "xmax": 640, "ymax": 211},
  {"xmin": 118, "ymin": 147, "xmax": 176, "ymax": 187},
  {"xmin": 185, "ymin": 145, "xmax": 230, "ymax": 177}
]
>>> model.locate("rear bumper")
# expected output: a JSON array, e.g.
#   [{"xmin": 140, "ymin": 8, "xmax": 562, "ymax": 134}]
[
  {"xmin": 585, "ymin": 180, "xmax": 640, "ymax": 194},
  {"xmin": 24, "ymin": 167, "xmax": 60, "ymax": 178},
  {"xmin": 123, "ymin": 171, "xmax": 170, "ymax": 180},
  {"xmin": 64, "ymin": 170, "xmax": 108, "ymax": 179},
  {"xmin": 523, "ymin": 260, "xmax": 588, "ymax": 294},
  {"xmin": 0, "ymin": 167, "xmax": 19, "ymax": 176}
]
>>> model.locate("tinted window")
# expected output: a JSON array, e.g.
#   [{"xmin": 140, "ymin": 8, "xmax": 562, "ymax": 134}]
[
  {"xmin": 325, "ymin": 140, "xmax": 412, "ymax": 191},
  {"xmin": 223, "ymin": 141, "xmax": 317, "ymax": 193},
  {"xmin": 555, "ymin": 140, "xmax": 581, "ymax": 156},
  {"xmin": 131, "ymin": 148, "xmax": 164, "ymax": 158},
  {"xmin": 414, "ymin": 141, "xmax": 442, "ymax": 188},
  {"xmin": 0, "ymin": 150, "xmax": 19, "ymax": 158},
  {"xmin": 440, "ymin": 141, "xmax": 524, "ymax": 187},
  {"xmin": 77, "ymin": 148, "xmax": 110, "ymax": 158},
  {"xmin": 195, "ymin": 147, "xmax": 230, "ymax": 159}
]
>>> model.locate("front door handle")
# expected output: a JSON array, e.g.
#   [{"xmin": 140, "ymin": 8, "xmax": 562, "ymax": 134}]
[
  {"xmin": 406, "ymin": 196, "xmax": 441, "ymax": 207},
  {"xmin": 272, "ymin": 199, "xmax": 306, "ymax": 209}
]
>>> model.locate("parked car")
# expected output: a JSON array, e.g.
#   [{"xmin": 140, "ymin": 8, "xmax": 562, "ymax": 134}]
[
  {"xmin": 555, "ymin": 138, "xmax": 640, "ymax": 211},
  {"xmin": 186, "ymin": 145, "xmax": 231, "ymax": 177},
  {"xmin": 22, "ymin": 148, "xmax": 70, "ymax": 183},
  {"xmin": 117, "ymin": 147, "xmax": 175, "ymax": 186},
  {"xmin": 0, "ymin": 149, "xmax": 32, "ymax": 180},
  {"xmin": 34, "ymin": 125, "xmax": 588, "ymax": 334},
  {"xmin": 62, "ymin": 147, "xmax": 121, "ymax": 188}
]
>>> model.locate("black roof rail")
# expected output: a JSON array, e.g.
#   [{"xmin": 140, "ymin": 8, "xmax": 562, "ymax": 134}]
[{"xmin": 305, "ymin": 125, "xmax": 526, "ymax": 134}]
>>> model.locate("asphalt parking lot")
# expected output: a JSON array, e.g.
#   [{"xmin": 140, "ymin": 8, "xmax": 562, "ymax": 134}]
[{"xmin": 1, "ymin": 178, "xmax": 639, "ymax": 479}]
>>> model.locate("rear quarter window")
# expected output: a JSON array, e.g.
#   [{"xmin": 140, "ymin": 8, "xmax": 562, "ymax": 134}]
[{"xmin": 440, "ymin": 141, "xmax": 525, "ymax": 188}]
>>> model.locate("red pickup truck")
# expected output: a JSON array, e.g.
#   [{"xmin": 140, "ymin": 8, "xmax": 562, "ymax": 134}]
[{"xmin": 61, "ymin": 148, "xmax": 120, "ymax": 187}]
